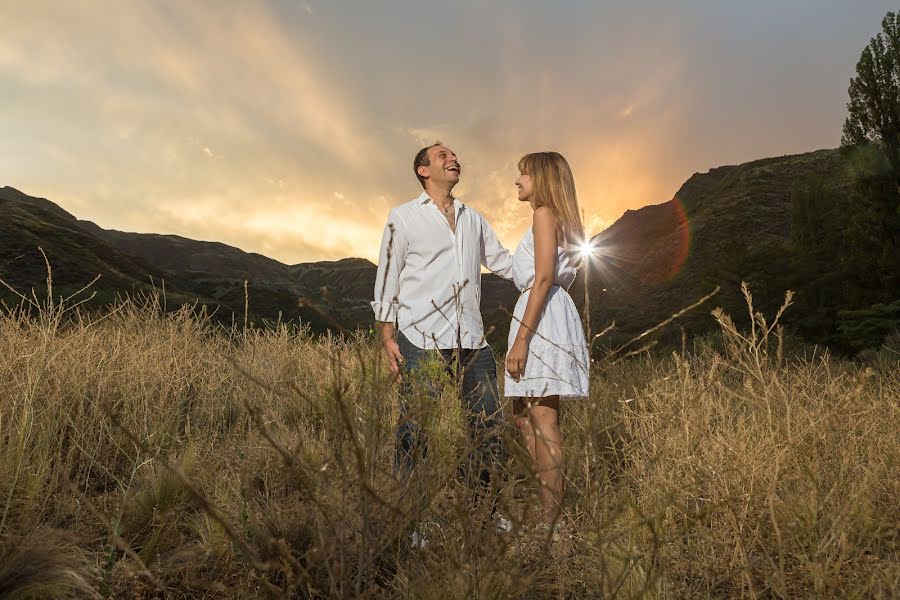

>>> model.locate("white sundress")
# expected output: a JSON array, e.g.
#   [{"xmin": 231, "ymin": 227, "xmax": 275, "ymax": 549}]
[{"xmin": 504, "ymin": 228, "xmax": 590, "ymax": 399}]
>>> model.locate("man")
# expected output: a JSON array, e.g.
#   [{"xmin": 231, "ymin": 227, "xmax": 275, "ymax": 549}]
[{"xmin": 371, "ymin": 143, "xmax": 514, "ymax": 535}]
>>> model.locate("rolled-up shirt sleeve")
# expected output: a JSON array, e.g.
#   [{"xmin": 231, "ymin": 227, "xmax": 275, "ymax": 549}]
[
  {"xmin": 371, "ymin": 209, "xmax": 407, "ymax": 323},
  {"xmin": 479, "ymin": 213, "xmax": 514, "ymax": 280}
]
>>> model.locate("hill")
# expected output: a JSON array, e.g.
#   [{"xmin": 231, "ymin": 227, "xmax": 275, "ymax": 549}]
[
  {"xmin": 0, "ymin": 186, "xmax": 373, "ymax": 332},
  {"xmin": 581, "ymin": 148, "xmax": 853, "ymax": 348},
  {"xmin": 6, "ymin": 146, "xmax": 890, "ymax": 350},
  {"xmin": 0, "ymin": 186, "xmax": 194, "ymax": 306},
  {"xmin": 0, "ymin": 186, "xmax": 517, "ymax": 338}
]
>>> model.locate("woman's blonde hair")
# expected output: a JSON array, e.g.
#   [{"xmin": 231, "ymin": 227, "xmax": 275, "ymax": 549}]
[{"xmin": 518, "ymin": 151, "xmax": 584, "ymax": 248}]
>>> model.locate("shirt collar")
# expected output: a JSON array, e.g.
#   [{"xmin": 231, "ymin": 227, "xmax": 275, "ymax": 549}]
[{"xmin": 417, "ymin": 190, "xmax": 465, "ymax": 209}]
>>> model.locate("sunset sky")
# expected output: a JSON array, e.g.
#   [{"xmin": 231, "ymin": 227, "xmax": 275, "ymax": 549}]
[{"xmin": 1, "ymin": 1, "xmax": 895, "ymax": 264}]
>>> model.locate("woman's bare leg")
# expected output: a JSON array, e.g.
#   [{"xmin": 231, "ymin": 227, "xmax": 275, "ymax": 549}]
[
  {"xmin": 528, "ymin": 396, "xmax": 562, "ymax": 523},
  {"xmin": 512, "ymin": 397, "xmax": 537, "ymax": 467}
]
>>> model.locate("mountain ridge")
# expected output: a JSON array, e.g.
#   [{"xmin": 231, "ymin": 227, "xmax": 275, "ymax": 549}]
[
  {"xmin": 582, "ymin": 147, "xmax": 850, "ymax": 346},
  {"xmin": 1, "ymin": 146, "xmax": 858, "ymax": 348}
]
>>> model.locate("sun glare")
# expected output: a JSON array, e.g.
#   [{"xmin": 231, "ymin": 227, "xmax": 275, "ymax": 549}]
[{"xmin": 579, "ymin": 241, "xmax": 596, "ymax": 258}]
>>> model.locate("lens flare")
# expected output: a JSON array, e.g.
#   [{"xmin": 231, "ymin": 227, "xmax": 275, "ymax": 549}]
[
  {"xmin": 664, "ymin": 196, "xmax": 691, "ymax": 281},
  {"xmin": 578, "ymin": 195, "xmax": 690, "ymax": 290}
]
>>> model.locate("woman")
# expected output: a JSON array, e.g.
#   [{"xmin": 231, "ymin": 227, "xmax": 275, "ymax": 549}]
[{"xmin": 505, "ymin": 151, "xmax": 590, "ymax": 526}]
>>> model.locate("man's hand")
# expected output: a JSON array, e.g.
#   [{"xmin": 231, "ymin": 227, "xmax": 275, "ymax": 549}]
[
  {"xmin": 378, "ymin": 322, "xmax": 404, "ymax": 382},
  {"xmin": 506, "ymin": 338, "xmax": 528, "ymax": 382}
]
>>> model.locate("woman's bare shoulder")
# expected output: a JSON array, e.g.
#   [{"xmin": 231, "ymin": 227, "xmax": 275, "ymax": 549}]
[
  {"xmin": 533, "ymin": 206, "xmax": 558, "ymax": 230},
  {"xmin": 532, "ymin": 207, "xmax": 558, "ymax": 247}
]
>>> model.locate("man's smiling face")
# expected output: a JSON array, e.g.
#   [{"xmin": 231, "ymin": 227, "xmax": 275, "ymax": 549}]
[{"xmin": 418, "ymin": 145, "xmax": 461, "ymax": 188}]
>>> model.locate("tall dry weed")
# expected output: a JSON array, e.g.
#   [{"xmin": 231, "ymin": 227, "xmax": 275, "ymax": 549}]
[{"xmin": 0, "ymin": 269, "xmax": 896, "ymax": 598}]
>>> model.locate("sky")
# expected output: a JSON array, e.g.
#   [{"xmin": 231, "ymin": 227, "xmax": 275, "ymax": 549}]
[{"xmin": 1, "ymin": 1, "xmax": 896, "ymax": 264}]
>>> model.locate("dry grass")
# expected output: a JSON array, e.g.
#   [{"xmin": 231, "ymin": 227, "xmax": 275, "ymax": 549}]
[{"xmin": 0, "ymin": 277, "xmax": 897, "ymax": 598}]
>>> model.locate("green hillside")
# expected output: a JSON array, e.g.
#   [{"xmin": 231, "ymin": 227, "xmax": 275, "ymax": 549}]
[
  {"xmin": 0, "ymin": 187, "xmax": 357, "ymax": 332},
  {"xmin": 581, "ymin": 147, "xmax": 896, "ymax": 352},
  {"xmin": 3, "ymin": 144, "xmax": 895, "ymax": 352},
  {"xmin": 0, "ymin": 186, "xmax": 192, "ymax": 307}
]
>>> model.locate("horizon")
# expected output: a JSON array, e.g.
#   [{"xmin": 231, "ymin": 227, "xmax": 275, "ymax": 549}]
[
  {"xmin": 2, "ymin": 144, "xmax": 834, "ymax": 267},
  {"xmin": 1, "ymin": 1, "xmax": 895, "ymax": 263}
]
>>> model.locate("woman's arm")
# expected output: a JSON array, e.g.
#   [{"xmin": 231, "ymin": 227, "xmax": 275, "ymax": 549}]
[{"xmin": 506, "ymin": 206, "xmax": 557, "ymax": 380}]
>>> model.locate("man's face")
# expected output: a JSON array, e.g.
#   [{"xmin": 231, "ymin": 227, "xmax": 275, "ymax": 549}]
[{"xmin": 419, "ymin": 146, "xmax": 461, "ymax": 188}]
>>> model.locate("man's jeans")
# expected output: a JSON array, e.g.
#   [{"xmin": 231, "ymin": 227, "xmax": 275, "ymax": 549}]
[{"xmin": 395, "ymin": 332, "xmax": 504, "ymax": 491}]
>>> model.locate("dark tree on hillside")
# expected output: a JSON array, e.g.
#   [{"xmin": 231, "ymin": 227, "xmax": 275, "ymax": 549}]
[
  {"xmin": 841, "ymin": 12, "xmax": 900, "ymax": 296},
  {"xmin": 843, "ymin": 12, "xmax": 900, "ymax": 164},
  {"xmin": 784, "ymin": 11, "xmax": 900, "ymax": 351}
]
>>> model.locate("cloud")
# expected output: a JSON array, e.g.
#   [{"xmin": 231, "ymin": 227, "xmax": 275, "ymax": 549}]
[
  {"xmin": 584, "ymin": 214, "xmax": 613, "ymax": 238},
  {"xmin": 0, "ymin": 0, "xmax": 394, "ymax": 261},
  {"xmin": 144, "ymin": 191, "xmax": 386, "ymax": 263},
  {"xmin": 407, "ymin": 127, "xmax": 450, "ymax": 147},
  {"xmin": 3, "ymin": 0, "xmax": 894, "ymax": 264},
  {"xmin": 0, "ymin": 2, "xmax": 379, "ymax": 166}
]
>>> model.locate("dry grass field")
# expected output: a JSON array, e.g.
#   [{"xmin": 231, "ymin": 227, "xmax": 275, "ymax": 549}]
[{"xmin": 0, "ymin": 275, "xmax": 897, "ymax": 598}]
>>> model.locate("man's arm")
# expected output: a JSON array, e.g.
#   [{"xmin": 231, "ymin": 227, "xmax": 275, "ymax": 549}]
[
  {"xmin": 371, "ymin": 211, "xmax": 407, "ymax": 379},
  {"xmin": 376, "ymin": 321, "xmax": 403, "ymax": 379},
  {"xmin": 479, "ymin": 212, "xmax": 514, "ymax": 280}
]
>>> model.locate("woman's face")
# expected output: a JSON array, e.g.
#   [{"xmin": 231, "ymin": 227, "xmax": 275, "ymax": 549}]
[{"xmin": 515, "ymin": 171, "xmax": 533, "ymax": 202}]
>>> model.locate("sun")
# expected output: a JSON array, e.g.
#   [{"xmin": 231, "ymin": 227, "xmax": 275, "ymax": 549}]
[{"xmin": 579, "ymin": 241, "xmax": 596, "ymax": 258}]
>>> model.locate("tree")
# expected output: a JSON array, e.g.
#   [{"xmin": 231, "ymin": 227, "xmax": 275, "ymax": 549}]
[
  {"xmin": 842, "ymin": 11, "xmax": 900, "ymax": 168},
  {"xmin": 841, "ymin": 11, "xmax": 900, "ymax": 293},
  {"xmin": 787, "ymin": 169, "xmax": 892, "ymax": 349}
]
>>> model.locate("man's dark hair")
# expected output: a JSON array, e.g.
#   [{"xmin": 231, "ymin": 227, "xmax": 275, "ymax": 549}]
[{"xmin": 413, "ymin": 141, "xmax": 443, "ymax": 189}]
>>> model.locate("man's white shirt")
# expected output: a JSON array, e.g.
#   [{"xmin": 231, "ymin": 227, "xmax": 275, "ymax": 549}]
[{"xmin": 372, "ymin": 191, "xmax": 514, "ymax": 350}]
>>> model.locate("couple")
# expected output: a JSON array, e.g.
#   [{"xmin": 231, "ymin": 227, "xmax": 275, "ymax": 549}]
[{"xmin": 371, "ymin": 143, "xmax": 589, "ymax": 532}]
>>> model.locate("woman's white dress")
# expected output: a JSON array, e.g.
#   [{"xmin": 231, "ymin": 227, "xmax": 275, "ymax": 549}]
[{"xmin": 505, "ymin": 228, "xmax": 590, "ymax": 398}]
